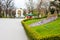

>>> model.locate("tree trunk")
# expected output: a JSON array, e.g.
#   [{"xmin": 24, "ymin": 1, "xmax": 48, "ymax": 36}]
[{"xmin": 37, "ymin": 12, "xmax": 40, "ymax": 18}]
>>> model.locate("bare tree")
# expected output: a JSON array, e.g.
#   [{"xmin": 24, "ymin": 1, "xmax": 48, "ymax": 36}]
[
  {"xmin": 26, "ymin": 0, "xmax": 34, "ymax": 14},
  {"xmin": 2, "ymin": 0, "xmax": 14, "ymax": 17},
  {"xmin": 0, "ymin": 0, "xmax": 1, "ymax": 15},
  {"xmin": 0, "ymin": 0, "xmax": 2, "ymax": 13},
  {"xmin": 37, "ymin": 0, "xmax": 50, "ymax": 18},
  {"xmin": 37, "ymin": 0, "xmax": 43, "ymax": 18},
  {"xmin": 0, "ymin": 0, "xmax": 2, "ymax": 17},
  {"xmin": 0, "ymin": 0, "xmax": 4, "ymax": 17}
]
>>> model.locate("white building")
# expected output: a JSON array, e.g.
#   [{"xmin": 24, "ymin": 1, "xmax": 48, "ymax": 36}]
[{"xmin": 15, "ymin": 8, "xmax": 25, "ymax": 18}]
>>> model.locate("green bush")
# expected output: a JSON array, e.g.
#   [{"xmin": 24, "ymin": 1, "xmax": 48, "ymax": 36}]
[
  {"xmin": 21, "ymin": 20, "xmax": 41, "ymax": 40},
  {"xmin": 58, "ymin": 15, "xmax": 60, "ymax": 17},
  {"xmin": 21, "ymin": 19, "xmax": 60, "ymax": 40}
]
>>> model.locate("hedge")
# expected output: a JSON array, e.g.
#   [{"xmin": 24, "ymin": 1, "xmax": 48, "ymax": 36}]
[
  {"xmin": 21, "ymin": 21, "xmax": 41, "ymax": 40},
  {"xmin": 21, "ymin": 19, "xmax": 60, "ymax": 40}
]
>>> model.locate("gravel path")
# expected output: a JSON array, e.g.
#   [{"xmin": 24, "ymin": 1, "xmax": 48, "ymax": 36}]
[
  {"xmin": 30, "ymin": 17, "xmax": 57, "ymax": 27},
  {"xmin": 0, "ymin": 18, "xmax": 28, "ymax": 40}
]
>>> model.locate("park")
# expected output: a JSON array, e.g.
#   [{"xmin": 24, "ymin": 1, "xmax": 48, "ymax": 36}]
[{"xmin": 0, "ymin": 0, "xmax": 60, "ymax": 40}]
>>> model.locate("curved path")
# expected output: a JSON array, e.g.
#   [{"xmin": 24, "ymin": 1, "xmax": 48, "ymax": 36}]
[
  {"xmin": 30, "ymin": 16, "xmax": 57, "ymax": 27},
  {"xmin": 0, "ymin": 18, "xmax": 28, "ymax": 40}
]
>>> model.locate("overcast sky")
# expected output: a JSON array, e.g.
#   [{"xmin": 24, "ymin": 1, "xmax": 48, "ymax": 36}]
[
  {"xmin": 14, "ymin": 0, "xmax": 52, "ymax": 9},
  {"xmin": 14, "ymin": 0, "xmax": 38, "ymax": 9},
  {"xmin": 14, "ymin": 0, "xmax": 27, "ymax": 9}
]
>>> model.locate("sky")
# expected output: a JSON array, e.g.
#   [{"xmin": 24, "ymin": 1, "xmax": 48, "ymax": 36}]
[
  {"xmin": 14, "ymin": 0, "xmax": 38, "ymax": 9},
  {"xmin": 14, "ymin": 0, "xmax": 52, "ymax": 9},
  {"xmin": 14, "ymin": 0, "xmax": 27, "ymax": 9}
]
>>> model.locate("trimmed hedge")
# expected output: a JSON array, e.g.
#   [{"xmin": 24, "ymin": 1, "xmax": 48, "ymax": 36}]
[
  {"xmin": 23, "ymin": 16, "xmax": 47, "ymax": 22},
  {"xmin": 21, "ymin": 21, "xmax": 41, "ymax": 40},
  {"xmin": 21, "ymin": 19, "xmax": 60, "ymax": 40}
]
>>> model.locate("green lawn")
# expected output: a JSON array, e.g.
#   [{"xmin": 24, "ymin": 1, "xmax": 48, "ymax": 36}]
[
  {"xmin": 24, "ymin": 17, "xmax": 60, "ymax": 37},
  {"xmin": 32, "ymin": 18, "xmax": 60, "ymax": 36},
  {"xmin": 25, "ymin": 18, "xmax": 41, "ymax": 25}
]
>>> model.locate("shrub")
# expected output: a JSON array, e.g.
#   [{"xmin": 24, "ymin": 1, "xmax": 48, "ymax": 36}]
[
  {"xmin": 21, "ymin": 19, "xmax": 60, "ymax": 40},
  {"xmin": 21, "ymin": 20, "xmax": 41, "ymax": 40}
]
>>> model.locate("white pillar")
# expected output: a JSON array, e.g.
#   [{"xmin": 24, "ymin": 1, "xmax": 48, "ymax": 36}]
[
  {"xmin": 15, "ymin": 9, "xmax": 19, "ymax": 17},
  {"xmin": 20, "ymin": 9, "xmax": 25, "ymax": 17}
]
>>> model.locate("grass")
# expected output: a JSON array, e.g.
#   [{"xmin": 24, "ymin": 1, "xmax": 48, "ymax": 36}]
[
  {"xmin": 24, "ymin": 18, "xmax": 41, "ymax": 25},
  {"xmin": 24, "ymin": 17, "xmax": 60, "ymax": 37}
]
